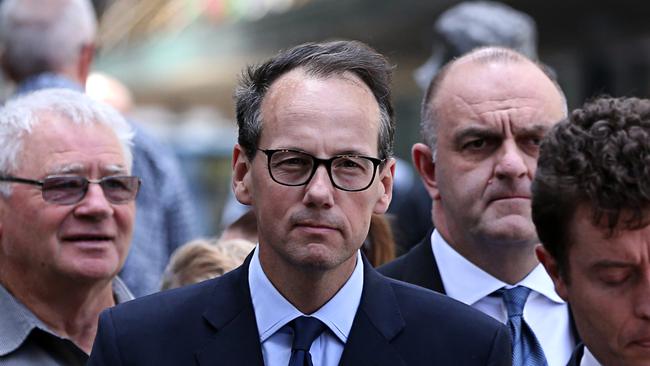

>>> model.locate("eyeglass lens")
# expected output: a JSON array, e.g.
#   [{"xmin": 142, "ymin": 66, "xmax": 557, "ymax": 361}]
[
  {"xmin": 268, "ymin": 150, "xmax": 376, "ymax": 190},
  {"xmin": 42, "ymin": 176, "xmax": 140, "ymax": 205}
]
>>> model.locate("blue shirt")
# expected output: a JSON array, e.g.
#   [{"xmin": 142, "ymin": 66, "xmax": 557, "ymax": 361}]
[
  {"xmin": 248, "ymin": 246, "xmax": 363, "ymax": 366},
  {"xmin": 13, "ymin": 74, "xmax": 201, "ymax": 296}
]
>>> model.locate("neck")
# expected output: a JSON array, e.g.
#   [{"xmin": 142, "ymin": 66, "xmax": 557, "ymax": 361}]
[
  {"xmin": 434, "ymin": 211, "xmax": 539, "ymax": 285},
  {"xmin": 259, "ymin": 248, "xmax": 357, "ymax": 314},
  {"xmin": 0, "ymin": 265, "xmax": 115, "ymax": 354}
]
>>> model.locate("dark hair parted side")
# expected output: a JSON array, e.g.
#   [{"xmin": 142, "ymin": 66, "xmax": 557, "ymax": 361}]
[
  {"xmin": 532, "ymin": 96, "xmax": 650, "ymax": 278},
  {"xmin": 235, "ymin": 40, "xmax": 395, "ymax": 160}
]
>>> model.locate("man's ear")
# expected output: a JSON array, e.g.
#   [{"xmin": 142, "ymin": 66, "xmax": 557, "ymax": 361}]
[
  {"xmin": 78, "ymin": 43, "xmax": 95, "ymax": 85},
  {"xmin": 232, "ymin": 144, "xmax": 253, "ymax": 206},
  {"xmin": 536, "ymin": 245, "xmax": 569, "ymax": 301},
  {"xmin": 373, "ymin": 157, "xmax": 395, "ymax": 214},
  {"xmin": 412, "ymin": 143, "xmax": 439, "ymax": 200}
]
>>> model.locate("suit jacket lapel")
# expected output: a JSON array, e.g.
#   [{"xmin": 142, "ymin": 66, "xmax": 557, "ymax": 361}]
[
  {"xmin": 195, "ymin": 255, "xmax": 265, "ymax": 366},
  {"xmin": 400, "ymin": 230, "xmax": 446, "ymax": 294},
  {"xmin": 339, "ymin": 256, "xmax": 407, "ymax": 366}
]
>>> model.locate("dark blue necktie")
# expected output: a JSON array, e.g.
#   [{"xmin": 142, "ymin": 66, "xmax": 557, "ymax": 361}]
[
  {"xmin": 288, "ymin": 316, "xmax": 326, "ymax": 366},
  {"xmin": 497, "ymin": 286, "xmax": 548, "ymax": 366}
]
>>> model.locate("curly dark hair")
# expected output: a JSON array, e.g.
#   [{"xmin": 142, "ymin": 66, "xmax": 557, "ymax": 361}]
[
  {"xmin": 532, "ymin": 96, "xmax": 650, "ymax": 279},
  {"xmin": 234, "ymin": 40, "xmax": 394, "ymax": 161}
]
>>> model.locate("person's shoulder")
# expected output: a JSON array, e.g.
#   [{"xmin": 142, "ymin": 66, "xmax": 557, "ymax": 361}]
[
  {"xmin": 386, "ymin": 277, "xmax": 503, "ymax": 332},
  {"xmin": 378, "ymin": 235, "xmax": 431, "ymax": 278},
  {"xmin": 109, "ymin": 276, "xmax": 217, "ymax": 322},
  {"xmin": 377, "ymin": 251, "xmax": 408, "ymax": 277},
  {"xmin": 369, "ymin": 275, "xmax": 511, "ymax": 365}
]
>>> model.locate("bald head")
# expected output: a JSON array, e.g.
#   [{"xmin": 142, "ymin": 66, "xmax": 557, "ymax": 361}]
[
  {"xmin": 420, "ymin": 47, "xmax": 566, "ymax": 159},
  {"xmin": 0, "ymin": 0, "xmax": 97, "ymax": 82}
]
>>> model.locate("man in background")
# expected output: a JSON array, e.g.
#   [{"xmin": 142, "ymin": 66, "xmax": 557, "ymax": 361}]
[
  {"xmin": 534, "ymin": 96, "xmax": 650, "ymax": 366},
  {"xmin": 380, "ymin": 46, "xmax": 575, "ymax": 365},
  {"xmin": 389, "ymin": 0, "xmax": 541, "ymax": 250},
  {"xmin": 0, "ymin": 0, "xmax": 200, "ymax": 296},
  {"xmin": 0, "ymin": 89, "xmax": 139, "ymax": 365}
]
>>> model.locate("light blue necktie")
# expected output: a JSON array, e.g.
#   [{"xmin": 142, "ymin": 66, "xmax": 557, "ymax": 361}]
[
  {"xmin": 498, "ymin": 286, "xmax": 548, "ymax": 366},
  {"xmin": 288, "ymin": 316, "xmax": 326, "ymax": 366}
]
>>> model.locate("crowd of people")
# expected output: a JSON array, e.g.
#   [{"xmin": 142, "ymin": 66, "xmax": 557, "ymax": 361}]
[{"xmin": 0, "ymin": 1, "xmax": 648, "ymax": 366}]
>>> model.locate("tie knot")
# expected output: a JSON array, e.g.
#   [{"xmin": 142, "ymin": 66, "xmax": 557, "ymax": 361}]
[
  {"xmin": 498, "ymin": 286, "xmax": 531, "ymax": 318},
  {"xmin": 290, "ymin": 316, "xmax": 326, "ymax": 351}
]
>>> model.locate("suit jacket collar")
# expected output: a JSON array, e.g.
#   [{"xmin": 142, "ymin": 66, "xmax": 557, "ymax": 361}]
[
  {"xmin": 339, "ymin": 255, "xmax": 407, "ymax": 366},
  {"xmin": 196, "ymin": 253, "xmax": 408, "ymax": 366},
  {"xmin": 566, "ymin": 343, "xmax": 585, "ymax": 366},
  {"xmin": 397, "ymin": 229, "xmax": 446, "ymax": 293},
  {"xmin": 195, "ymin": 254, "xmax": 264, "ymax": 366}
]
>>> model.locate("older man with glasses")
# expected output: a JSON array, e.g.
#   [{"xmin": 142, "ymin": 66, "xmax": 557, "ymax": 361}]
[
  {"xmin": 0, "ymin": 88, "xmax": 139, "ymax": 366},
  {"xmin": 88, "ymin": 40, "xmax": 510, "ymax": 366}
]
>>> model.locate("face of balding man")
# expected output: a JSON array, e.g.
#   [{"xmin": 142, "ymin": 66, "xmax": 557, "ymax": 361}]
[{"xmin": 425, "ymin": 59, "xmax": 566, "ymax": 251}]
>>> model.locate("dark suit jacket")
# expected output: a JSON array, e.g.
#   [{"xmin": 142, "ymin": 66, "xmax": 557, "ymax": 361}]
[
  {"xmin": 566, "ymin": 343, "xmax": 585, "ymax": 366},
  {"xmin": 378, "ymin": 229, "xmax": 443, "ymax": 291},
  {"xmin": 88, "ymin": 254, "xmax": 512, "ymax": 365}
]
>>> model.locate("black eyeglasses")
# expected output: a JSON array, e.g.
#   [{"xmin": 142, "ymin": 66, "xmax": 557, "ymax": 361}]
[
  {"xmin": 0, "ymin": 175, "xmax": 141, "ymax": 205},
  {"xmin": 258, "ymin": 149, "xmax": 384, "ymax": 192}
]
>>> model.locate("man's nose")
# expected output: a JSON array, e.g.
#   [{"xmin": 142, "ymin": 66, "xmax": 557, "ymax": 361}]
[
  {"xmin": 634, "ymin": 270, "xmax": 650, "ymax": 320},
  {"xmin": 302, "ymin": 165, "xmax": 335, "ymax": 208},
  {"xmin": 73, "ymin": 183, "xmax": 114, "ymax": 219},
  {"xmin": 494, "ymin": 141, "xmax": 528, "ymax": 179}
]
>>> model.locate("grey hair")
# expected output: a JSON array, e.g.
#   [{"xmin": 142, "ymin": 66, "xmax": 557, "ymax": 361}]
[
  {"xmin": 0, "ymin": 89, "xmax": 134, "ymax": 196},
  {"xmin": 420, "ymin": 46, "xmax": 567, "ymax": 161},
  {"xmin": 0, "ymin": 0, "xmax": 97, "ymax": 81}
]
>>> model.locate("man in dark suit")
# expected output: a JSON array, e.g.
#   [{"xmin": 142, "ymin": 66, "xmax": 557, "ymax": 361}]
[
  {"xmin": 533, "ymin": 97, "xmax": 650, "ymax": 366},
  {"xmin": 87, "ymin": 40, "xmax": 511, "ymax": 366},
  {"xmin": 379, "ymin": 46, "xmax": 576, "ymax": 366}
]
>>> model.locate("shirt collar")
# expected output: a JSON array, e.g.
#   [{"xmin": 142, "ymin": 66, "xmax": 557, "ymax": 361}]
[
  {"xmin": 0, "ymin": 277, "xmax": 134, "ymax": 356},
  {"xmin": 581, "ymin": 346, "xmax": 602, "ymax": 366},
  {"xmin": 0, "ymin": 283, "xmax": 50, "ymax": 356},
  {"xmin": 112, "ymin": 276, "xmax": 135, "ymax": 304},
  {"xmin": 431, "ymin": 229, "xmax": 564, "ymax": 305},
  {"xmin": 248, "ymin": 246, "xmax": 364, "ymax": 344},
  {"xmin": 14, "ymin": 73, "xmax": 84, "ymax": 97}
]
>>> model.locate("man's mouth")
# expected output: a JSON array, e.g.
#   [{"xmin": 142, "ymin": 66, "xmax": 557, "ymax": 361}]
[{"xmin": 61, "ymin": 234, "xmax": 114, "ymax": 246}]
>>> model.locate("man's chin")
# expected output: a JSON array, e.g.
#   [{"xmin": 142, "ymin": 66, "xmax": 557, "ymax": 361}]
[{"xmin": 477, "ymin": 217, "xmax": 538, "ymax": 246}]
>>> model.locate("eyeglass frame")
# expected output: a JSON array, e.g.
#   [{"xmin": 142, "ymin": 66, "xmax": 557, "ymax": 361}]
[
  {"xmin": 257, "ymin": 148, "xmax": 386, "ymax": 192},
  {"xmin": 0, "ymin": 175, "xmax": 141, "ymax": 205}
]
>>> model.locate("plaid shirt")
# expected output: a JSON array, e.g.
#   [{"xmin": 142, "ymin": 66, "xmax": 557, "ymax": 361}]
[{"xmin": 13, "ymin": 74, "xmax": 201, "ymax": 296}]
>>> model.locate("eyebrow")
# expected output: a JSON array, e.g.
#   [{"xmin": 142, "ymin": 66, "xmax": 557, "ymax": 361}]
[
  {"xmin": 452, "ymin": 123, "xmax": 552, "ymax": 145},
  {"xmin": 452, "ymin": 126, "xmax": 502, "ymax": 146},
  {"xmin": 47, "ymin": 164, "xmax": 127, "ymax": 176},
  {"xmin": 278, "ymin": 147, "xmax": 375, "ymax": 158},
  {"xmin": 512, "ymin": 124, "xmax": 551, "ymax": 136}
]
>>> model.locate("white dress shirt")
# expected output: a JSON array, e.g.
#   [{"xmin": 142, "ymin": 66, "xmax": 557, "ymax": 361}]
[
  {"xmin": 581, "ymin": 347, "xmax": 602, "ymax": 366},
  {"xmin": 248, "ymin": 246, "xmax": 364, "ymax": 366},
  {"xmin": 431, "ymin": 230, "xmax": 575, "ymax": 366}
]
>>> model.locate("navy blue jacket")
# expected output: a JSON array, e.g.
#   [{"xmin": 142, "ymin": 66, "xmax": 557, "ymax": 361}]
[{"xmin": 88, "ymin": 255, "xmax": 511, "ymax": 365}]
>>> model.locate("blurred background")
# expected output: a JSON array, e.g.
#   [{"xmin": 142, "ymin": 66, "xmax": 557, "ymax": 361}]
[{"xmin": 3, "ymin": 0, "xmax": 648, "ymax": 236}]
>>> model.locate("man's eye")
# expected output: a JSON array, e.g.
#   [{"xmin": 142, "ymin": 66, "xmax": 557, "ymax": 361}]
[
  {"xmin": 522, "ymin": 137, "xmax": 542, "ymax": 147},
  {"xmin": 598, "ymin": 270, "xmax": 632, "ymax": 287},
  {"xmin": 463, "ymin": 139, "xmax": 487, "ymax": 150},
  {"xmin": 274, "ymin": 157, "xmax": 310, "ymax": 168}
]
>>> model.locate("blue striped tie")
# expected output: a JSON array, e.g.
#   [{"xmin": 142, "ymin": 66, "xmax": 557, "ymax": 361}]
[
  {"xmin": 498, "ymin": 286, "xmax": 548, "ymax": 366},
  {"xmin": 288, "ymin": 316, "xmax": 326, "ymax": 366}
]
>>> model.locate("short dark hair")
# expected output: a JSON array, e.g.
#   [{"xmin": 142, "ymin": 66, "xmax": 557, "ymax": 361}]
[
  {"xmin": 235, "ymin": 40, "xmax": 394, "ymax": 160},
  {"xmin": 532, "ymin": 96, "xmax": 650, "ymax": 279}
]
